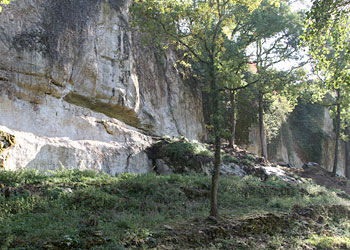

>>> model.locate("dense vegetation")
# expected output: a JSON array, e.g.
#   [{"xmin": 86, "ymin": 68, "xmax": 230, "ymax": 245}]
[{"xmin": 1, "ymin": 169, "xmax": 350, "ymax": 249}]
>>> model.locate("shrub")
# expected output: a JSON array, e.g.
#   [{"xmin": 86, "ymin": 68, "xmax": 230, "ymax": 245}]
[
  {"xmin": 159, "ymin": 137, "xmax": 213, "ymax": 162},
  {"xmin": 222, "ymin": 154, "xmax": 238, "ymax": 164}
]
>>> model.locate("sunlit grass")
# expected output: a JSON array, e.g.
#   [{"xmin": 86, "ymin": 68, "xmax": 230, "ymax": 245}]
[{"xmin": 0, "ymin": 169, "xmax": 349, "ymax": 249}]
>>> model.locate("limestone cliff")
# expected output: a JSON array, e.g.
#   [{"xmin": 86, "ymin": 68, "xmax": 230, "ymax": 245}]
[
  {"xmin": 238, "ymin": 101, "xmax": 346, "ymax": 176},
  {"xmin": 0, "ymin": 0, "xmax": 205, "ymax": 173},
  {"xmin": 270, "ymin": 103, "xmax": 346, "ymax": 176}
]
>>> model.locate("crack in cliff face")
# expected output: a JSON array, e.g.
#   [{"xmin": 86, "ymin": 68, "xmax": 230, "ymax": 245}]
[{"xmin": 125, "ymin": 152, "xmax": 132, "ymax": 172}]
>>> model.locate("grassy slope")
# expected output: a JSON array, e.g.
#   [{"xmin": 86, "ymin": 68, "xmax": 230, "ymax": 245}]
[{"xmin": 0, "ymin": 169, "xmax": 350, "ymax": 249}]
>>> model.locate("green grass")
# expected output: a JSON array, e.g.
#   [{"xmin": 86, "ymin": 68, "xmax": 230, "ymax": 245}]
[
  {"xmin": 0, "ymin": 169, "xmax": 349, "ymax": 249},
  {"xmin": 306, "ymin": 234, "xmax": 350, "ymax": 250}
]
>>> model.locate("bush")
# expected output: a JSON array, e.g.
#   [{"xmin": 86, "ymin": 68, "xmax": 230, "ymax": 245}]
[
  {"xmin": 156, "ymin": 137, "xmax": 213, "ymax": 162},
  {"xmin": 222, "ymin": 154, "xmax": 238, "ymax": 164}
]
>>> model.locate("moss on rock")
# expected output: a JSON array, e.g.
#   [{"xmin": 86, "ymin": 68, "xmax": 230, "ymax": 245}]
[
  {"xmin": 0, "ymin": 130, "xmax": 15, "ymax": 169},
  {"xmin": 147, "ymin": 137, "xmax": 214, "ymax": 174},
  {"xmin": 0, "ymin": 131, "xmax": 15, "ymax": 154}
]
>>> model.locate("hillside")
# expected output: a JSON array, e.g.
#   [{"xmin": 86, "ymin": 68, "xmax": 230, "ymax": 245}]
[{"xmin": 1, "ymin": 165, "xmax": 350, "ymax": 249}]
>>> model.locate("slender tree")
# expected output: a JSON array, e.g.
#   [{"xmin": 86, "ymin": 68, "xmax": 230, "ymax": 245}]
[
  {"xmin": 302, "ymin": 0, "xmax": 350, "ymax": 176},
  {"xmin": 215, "ymin": 0, "xmax": 303, "ymax": 149},
  {"xmin": 131, "ymin": 0, "xmax": 280, "ymax": 217},
  {"xmin": 344, "ymin": 124, "xmax": 350, "ymax": 178},
  {"xmin": 248, "ymin": 0, "xmax": 304, "ymax": 160}
]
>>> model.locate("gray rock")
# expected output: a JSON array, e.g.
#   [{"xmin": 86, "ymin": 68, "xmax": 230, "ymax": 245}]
[
  {"xmin": 302, "ymin": 162, "xmax": 320, "ymax": 169},
  {"xmin": 0, "ymin": 0, "xmax": 205, "ymax": 172},
  {"xmin": 258, "ymin": 165, "xmax": 301, "ymax": 184},
  {"xmin": 221, "ymin": 163, "xmax": 247, "ymax": 176},
  {"xmin": 155, "ymin": 159, "xmax": 173, "ymax": 175}
]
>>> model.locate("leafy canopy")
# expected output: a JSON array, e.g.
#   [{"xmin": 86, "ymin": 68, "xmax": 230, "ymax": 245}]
[
  {"xmin": 131, "ymin": 0, "xmax": 281, "ymax": 89},
  {"xmin": 302, "ymin": 0, "xmax": 350, "ymax": 88},
  {"xmin": 131, "ymin": 0, "xmax": 281, "ymax": 217},
  {"xmin": 302, "ymin": 0, "xmax": 350, "ymax": 130},
  {"xmin": 0, "ymin": 0, "xmax": 11, "ymax": 12}
]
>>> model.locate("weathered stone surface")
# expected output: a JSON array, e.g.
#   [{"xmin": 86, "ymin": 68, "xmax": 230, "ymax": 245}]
[
  {"xmin": 239, "ymin": 104, "xmax": 346, "ymax": 176},
  {"xmin": 155, "ymin": 159, "xmax": 173, "ymax": 175},
  {"xmin": 0, "ymin": 0, "xmax": 205, "ymax": 172},
  {"xmin": 256, "ymin": 165, "xmax": 300, "ymax": 184},
  {"xmin": 271, "ymin": 109, "xmax": 346, "ymax": 176},
  {"xmin": 221, "ymin": 163, "xmax": 247, "ymax": 177},
  {"xmin": 0, "ymin": 93, "xmax": 153, "ymax": 174}
]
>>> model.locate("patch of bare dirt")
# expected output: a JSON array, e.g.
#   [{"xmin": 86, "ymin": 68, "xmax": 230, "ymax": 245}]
[{"xmin": 294, "ymin": 166, "xmax": 350, "ymax": 194}]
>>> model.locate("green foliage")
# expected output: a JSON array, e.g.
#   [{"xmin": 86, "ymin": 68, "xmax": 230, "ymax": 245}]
[
  {"xmin": 239, "ymin": 154, "xmax": 256, "ymax": 166},
  {"xmin": 153, "ymin": 137, "xmax": 246, "ymax": 171},
  {"xmin": 131, "ymin": 0, "xmax": 272, "ymax": 68},
  {"xmin": 130, "ymin": 0, "xmax": 283, "ymax": 131},
  {"xmin": 235, "ymin": 82, "xmax": 298, "ymax": 148},
  {"xmin": 0, "ymin": 170, "xmax": 207, "ymax": 249},
  {"xmin": 0, "ymin": 169, "xmax": 45, "ymax": 186},
  {"xmin": 130, "ymin": 0, "xmax": 276, "ymax": 216},
  {"xmin": 265, "ymin": 95, "xmax": 295, "ymax": 143},
  {"xmin": 302, "ymin": 0, "xmax": 350, "ymax": 134},
  {"xmin": 237, "ymin": 0, "xmax": 305, "ymax": 159},
  {"xmin": 222, "ymin": 154, "xmax": 238, "ymax": 164},
  {"xmin": 0, "ymin": 169, "xmax": 349, "ymax": 249},
  {"xmin": 306, "ymin": 234, "xmax": 350, "ymax": 250},
  {"xmin": 0, "ymin": 0, "xmax": 11, "ymax": 12},
  {"xmin": 162, "ymin": 139, "xmax": 194, "ymax": 160},
  {"xmin": 160, "ymin": 137, "xmax": 214, "ymax": 162},
  {"xmin": 303, "ymin": 0, "xmax": 350, "ymax": 88}
]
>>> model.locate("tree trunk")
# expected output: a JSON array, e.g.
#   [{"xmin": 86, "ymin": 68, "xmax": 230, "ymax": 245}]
[
  {"xmin": 344, "ymin": 125, "xmax": 350, "ymax": 178},
  {"xmin": 332, "ymin": 89, "xmax": 341, "ymax": 177},
  {"xmin": 210, "ymin": 126, "xmax": 221, "ymax": 218},
  {"xmin": 228, "ymin": 90, "xmax": 236, "ymax": 148},
  {"xmin": 209, "ymin": 64, "xmax": 221, "ymax": 218},
  {"xmin": 259, "ymin": 90, "xmax": 268, "ymax": 161}
]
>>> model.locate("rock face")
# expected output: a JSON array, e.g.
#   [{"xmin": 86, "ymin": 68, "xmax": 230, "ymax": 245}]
[
  {"xmin": 0, "ymin": 0, "xmax": 205, "ymax": 173},
  {"xmin": 241, "ymin": 102, "xmax": 347, "ymax": 176}
]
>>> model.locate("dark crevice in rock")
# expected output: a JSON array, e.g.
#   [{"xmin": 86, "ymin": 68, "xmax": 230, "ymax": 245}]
[{"xmin": 125, "ymin": 153, "xmax": 132, "ymax": 172}]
